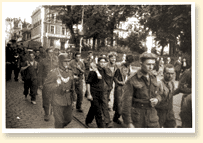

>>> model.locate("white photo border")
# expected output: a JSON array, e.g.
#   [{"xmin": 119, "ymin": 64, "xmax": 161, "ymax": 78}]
[{"xmin": 2, "ymin": 2, "xmax": 196, "ymax": 134}]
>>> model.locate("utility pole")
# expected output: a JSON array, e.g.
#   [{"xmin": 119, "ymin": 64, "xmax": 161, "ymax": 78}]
[{"xmin": 79, "ymin": 6, "xmax": 84, "ymax": 53}]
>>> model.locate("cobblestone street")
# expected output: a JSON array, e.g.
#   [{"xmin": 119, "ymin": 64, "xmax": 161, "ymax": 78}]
[{"xmin": 5, "ymin": 68, "xmax": 183, "ymax": 129}]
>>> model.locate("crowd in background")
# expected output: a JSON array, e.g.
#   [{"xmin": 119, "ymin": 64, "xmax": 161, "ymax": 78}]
[{"xmin": 5, "ymin": 41, "xmax": 192, "ymax": 128}]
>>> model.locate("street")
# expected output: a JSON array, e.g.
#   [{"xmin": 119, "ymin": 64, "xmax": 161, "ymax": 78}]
[{"xmin": 5, "ymin": 68, "xmax": 183, "ymax": 128}]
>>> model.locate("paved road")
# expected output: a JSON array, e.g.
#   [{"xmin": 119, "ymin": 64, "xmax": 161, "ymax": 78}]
[{"xmin": 6, "ymin": 68, "xmax": 183, "ymax": 128}]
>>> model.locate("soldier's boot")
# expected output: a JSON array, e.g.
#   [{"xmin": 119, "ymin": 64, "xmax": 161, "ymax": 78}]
[
  {"xmin": 44, "ymin": 105, "xmax": 52, "ymax": 121},
  {"xmin": 106, "ymin": 121, "xmax": 114, "ymax": 128}
]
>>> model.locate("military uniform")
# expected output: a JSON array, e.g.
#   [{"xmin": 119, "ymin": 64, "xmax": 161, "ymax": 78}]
[
  {"xmin": 122, "ymin": 70, "xmax": 162, "ymax": 128},
  {"xmin": 12, "ymin": 50, "xmax": 21, "ymax": 81},
  {"xmin": 43, "ymin": 67, "xmax": 76, "ymax": 128},
  {"xmin": 122, "ymin": 52, "xmax": 162, "ymax": 128},
  {"xmin": 38, "ymin": 55, "xmax": 58, "ymax": 120},
  {"xmin": 174, "ymin": 59, "xmax": 182, "ymax": 80},
  {"xmin": 177, "ymin": 68, "xmax": 192, "ymax": 128},
  {"xmin": 155, "ymin": 79, "xmax": 176, "ymax": 128},
  {"xmin": 69, "ymin": 59, "xmax": 85, "ymax": 110}
]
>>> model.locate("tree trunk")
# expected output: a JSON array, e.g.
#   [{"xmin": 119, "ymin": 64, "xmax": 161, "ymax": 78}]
[
  {"xmin": 161, "ymin": 46, "xmax": 165, "ymax": 56},
  {"xmin": 100, "ymin": 38, "xmax": 105, "ymax": 47},
  {"xmin": 67, "ymin": 23, "xmax": 77, "ymax": 46},
  {"xmin": 110, "ymin": 30, "xmax": 114, "ymax": 46},
  {"xmin": 92, "ymin": 36, "xmax": 96, "ymax": 50}
]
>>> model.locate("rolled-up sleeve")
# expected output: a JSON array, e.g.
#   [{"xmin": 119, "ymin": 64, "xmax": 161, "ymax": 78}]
[{"xmin": 122, "ymin": 79, "xmax": 134, "ymax": 124}]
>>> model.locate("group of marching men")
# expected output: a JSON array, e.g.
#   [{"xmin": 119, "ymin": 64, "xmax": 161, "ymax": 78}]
[{"xmin": 6, "ymin": 42, "xmax": 192, "ymax": 128}]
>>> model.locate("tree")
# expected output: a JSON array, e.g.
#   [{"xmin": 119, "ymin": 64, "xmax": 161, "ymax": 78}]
[
  {"xmin": 138, "ymin": 5, "xmax": 191, "ymax": 55},
  {"xmin": 46, "ymin": 5, "xmax": 83, "ymax": 46}
]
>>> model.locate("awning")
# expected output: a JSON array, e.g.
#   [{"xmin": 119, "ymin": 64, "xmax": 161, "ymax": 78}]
[{"xmin": 23, "ymin": 41, "xmax": 41, "ymax": 50}]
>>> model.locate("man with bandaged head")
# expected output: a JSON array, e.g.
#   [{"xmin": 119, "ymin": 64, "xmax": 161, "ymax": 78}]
[{"xmin": 43, "ymin": 53, "xmax": 76, "ymax": 128}]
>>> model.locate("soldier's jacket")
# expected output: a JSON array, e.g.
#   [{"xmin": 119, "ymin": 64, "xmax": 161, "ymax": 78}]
[
  {"xmin": 122, "ymin": 69, "xmax": 162, "ymax": 124},
  {"xmin": 43, "ymin": 68, "xmax": 77, "ymax": 106},
  {"xmin": 174, "ymin": 60, "xmax": 182, "ymax": 72},
  {"xmin": 173, "ymin": 68, "xmax": 191, "ymax": 95},
  {"xmin": 156, "ymin": 79, "xmax": 176, "ymax": 110},
  {"xmin": 38, "ymin": 56, "xmax": 58, "ymax": 86},
  {"xmin": 12, "ymin": 53, "xmax": 21, "ymax": 68},
  {"xmin": 69, "ymin": 59, "xmax": 85, "ymax": 79}
]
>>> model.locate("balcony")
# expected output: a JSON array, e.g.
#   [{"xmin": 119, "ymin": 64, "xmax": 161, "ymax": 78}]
[{"xmin": 45, "ymin": 32, "xmax": 71, "ymax": 39}]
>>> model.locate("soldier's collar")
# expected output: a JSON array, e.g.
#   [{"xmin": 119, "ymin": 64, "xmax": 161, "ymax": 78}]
[
  {"xmin": 137, "ymin": 69, "xmax": 147, "ymax": 79},
  {"xmin": 162, "ymin": 78, "xmax": 172, "ymax": 86}
]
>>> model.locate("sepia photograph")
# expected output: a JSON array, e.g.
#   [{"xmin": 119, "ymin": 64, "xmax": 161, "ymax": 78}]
[{"xmin": 2, "ymin": 2, "xmax": 195, "ymax": 133}]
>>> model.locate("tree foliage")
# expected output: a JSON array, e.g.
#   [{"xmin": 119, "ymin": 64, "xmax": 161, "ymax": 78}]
[{"xmin": 138, "ymin": 5, "xmax": 191, "ymax": 55}]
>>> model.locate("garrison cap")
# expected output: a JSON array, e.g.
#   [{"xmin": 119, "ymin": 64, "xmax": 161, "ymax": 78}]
[{"xmin": 139, "ymin": 52, "xmax": 157, "ymax": 61}]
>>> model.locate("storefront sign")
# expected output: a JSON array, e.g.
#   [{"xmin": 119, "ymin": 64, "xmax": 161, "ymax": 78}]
[
  {"xmin": 46, "ymin": 33, "xmax": 71, "ymax": 39},
  {"xmin": 31, "ymin": 34, "xmax": 41, "ymax": 40}
]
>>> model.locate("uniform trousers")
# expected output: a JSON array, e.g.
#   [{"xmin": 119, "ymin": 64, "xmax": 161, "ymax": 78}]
[
  {"xmin": 180, "ymin": 94, "xmax": 192, "ymax": 128},
  {"xmin": 23, "ymin": 78, "xmax": 38, "ymax": 101},
  {"xmin": 6, "ymin": 64, "xmax": 12, "ymax": 81},
  {"xmin": 52, "ymin": 105, "xmax": 73, "ymax": 128},
  {"xmin": 42, "ymin": 86, "xmax": 52, "ymax": 116},
  {"xmin": 156, "ymin": 108, "xmax": 176, "ymax": 128},
  {"xmin": 13, "ymin": 66, "xmax": 21, "ymax": 81},
  {"xmin": 131, "ymin": 107, "xmax": 160, "ymax": 128},
  {"xmin": 75, "ymin": 79, "xmax": 83, "ymax": 109}
]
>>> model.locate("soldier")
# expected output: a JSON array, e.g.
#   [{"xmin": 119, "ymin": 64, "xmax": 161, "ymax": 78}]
[
  {"xmin": 113, "ymin": 55, "xmax": 134, "ymax": 124},
  {"xmin": 69, "ymin": 52, "xmax": 85, "ymax": 112},
  {"xmin": 19, "ymin": 47, "xmax": 30, "ymax": 82},
  {"xmin": 122, "ymin": 52, "xmax": 162, "ymax": 128},
  {"xmin": 39, "ymin": 46, "xmax": 46, "ymax": 59},
  {"xmin": 53, "ymin": 48, "xmax": 60, "ymax": 57},
  {"xmin": 12, "ymin": 49, "xmax": 21, "ymax": 81},
  {"xmin": 106, "ymin": 52, "xmax": 119, "ymax": 111},
  {"xmin": 155, "ymin": 64, "xmax": 176, "ymax": 128},
  {"xmin": 174, "ymin": 57, "xmax": 182, "ymax": 80},
  {"xmin": 173, "ymin": 68, "xmax": 192, "ymax": 128},
  {"xmin": 34, "ymin": 49, "xmax": 40, "ymax": 63},
  {"xmin": 85, "ymin": 56, "xmax": 113, "ymax": 128},
  {"xmin": 43, "ymin": 53, "xmax": 76, "ymax": 128},
  {"xmin": 21, "ymin": 51, "xmax": 39, "ymax": 104},
  {"xmin": 6, "ymin": 43, "xmax": 13, "ymax": 81},
  {"xmin": 38, "ymin": 48, "xmax": 58, "ymax": 121}
]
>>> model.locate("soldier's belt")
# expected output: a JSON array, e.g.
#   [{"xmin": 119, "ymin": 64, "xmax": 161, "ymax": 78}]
[{"xmin": 132, "ymin": 102, "xmax": 152, "ymax": 108}]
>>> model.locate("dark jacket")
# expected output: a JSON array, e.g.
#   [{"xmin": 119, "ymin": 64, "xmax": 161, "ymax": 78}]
[
  {"xmin": 156, "ymin": 79, "xmax": 175, "ymax": 110},
  {"xmin": 24, "ymin": 60, "xmax": 39, "ymax": 80},
  {"xmin": 122, "ymin": 70, "xmax": 162, "ymax": 124},
  {"xmin": 86, "ymin": 66, "xmax": 113, "ymax": 92}
]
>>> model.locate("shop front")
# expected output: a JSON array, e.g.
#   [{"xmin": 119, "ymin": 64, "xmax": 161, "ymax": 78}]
[{"xmin": 45, "ymin": 33, "xmax": 70, "ymax": 50}]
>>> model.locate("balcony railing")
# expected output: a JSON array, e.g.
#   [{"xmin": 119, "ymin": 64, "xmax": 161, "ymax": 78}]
[{"xmin": 45, "ymin": 33, "xmax": 71, "ymax": 39}]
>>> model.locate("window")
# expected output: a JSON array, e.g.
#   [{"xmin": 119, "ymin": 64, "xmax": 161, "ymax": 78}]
[
  {"xmin": 62, "ymin": 27, "xmax": 65, "ymax": 35},
  {"xmin": 51, "ymin": 26, "xmax": 55, "ymax": 34},
  {"xmin": 50, "ymin": 39, "xmax": 54, "ymax": 46},
  {"xmin": 61, "ymin": 42, "xmax": 65, "ymax": 50}
]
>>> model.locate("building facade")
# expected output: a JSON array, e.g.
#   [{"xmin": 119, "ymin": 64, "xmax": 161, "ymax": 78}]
[{"xmin": 31, "ymin": 6, "xmax": 71, "ymax": 50}]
